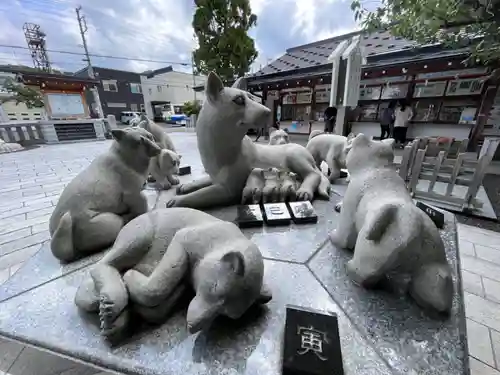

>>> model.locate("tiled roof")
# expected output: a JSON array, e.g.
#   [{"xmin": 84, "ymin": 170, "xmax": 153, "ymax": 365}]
[
  {"xmin": 246, "ymin": 47, "xmax": 471, "ymax": 87},
  {"xmin": 254, "ymin": 30, "xmax": 417, "ymax": 76},
  {"xmin": 141, "ymin": 66, "xmax": 173, "ymax": 78}
]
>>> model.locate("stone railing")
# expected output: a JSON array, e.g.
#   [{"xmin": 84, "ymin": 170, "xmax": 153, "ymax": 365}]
[{"xmin": 0, "ymin": 122, "xmax": 45, "ymax": 145}]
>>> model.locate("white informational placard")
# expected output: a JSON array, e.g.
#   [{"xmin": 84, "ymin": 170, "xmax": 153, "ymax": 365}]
[
  {"xmin": 267, "ymin": 90, "xmax": 279, "ymax": 100},
  {"xmin": 446, "ymin": 78, "xmax": 484, "ymax": 96},
  {"xmin": 359, "ymin": 86, "xmax": 382, "ymax": 101},
  {"xmin": 380, "ymin": 83, "xmax": 409, "ymax": 99},
  {"xmin": 415, "ymin": 67, "xmax": 488, "ymax": 80},
  {"xmin": 314, "ymin": 84, "xmax": 330, "ymax": 103},
  {"xmin": 315, "ymin": 90, "xmax": 330, "ymax": 103},
  {"xmin": 47, "ymin": 93, "xmax": 86, "ymax": 117},
  {"xmin": 413, "ymin": 81, "xmax": 447, "ymax": 98},
  {"xmin": 282, "ymin": 93, "xmax": 296, "ymax": 105},
  {"xmin": 328, "ymin": 40, "xmax": 350, "ymax": 106},
  {"xmin": 459, "ymin": 107, "xmax": 477, "ymax": 124},
  {"xmin": 296, "ymin": 91, "xmax": 312, "ymax": 104}
]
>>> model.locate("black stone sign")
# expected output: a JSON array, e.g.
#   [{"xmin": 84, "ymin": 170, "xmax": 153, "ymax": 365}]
[
  {"xmin": 263, "ymin": 203, "xmax": 291, "ymax": 226},
  {"xmin": 179, "ymin": 165, "xmax": 191, "ymax": 176},
  {"xmin": 235, "ymin": 204, "xmax": 264, "ymax": 228},
  {"xmin": 288, "ymin": 201, "xmax": 318, "ymax": 224},
  {"xmin": 327, "ymin": 170, "xmax": 348, "ymax": 179},
  {"xmin": 283, "ymin": 305, "xmax": 344, "ymax": 375},
  {"xmin": 416, "ymin": 201, "xmax": 444, "ymax": 229}
]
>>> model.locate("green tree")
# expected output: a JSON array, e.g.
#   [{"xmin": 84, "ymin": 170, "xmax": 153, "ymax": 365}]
[
  {"xmin": 192, "ymin": 0, "xmax": 258, "ymax": 81},
  {"xmin": 351, "ymin": 0, "xmax": 500, "ymax": 64},
  {"xmin": 1, "ymin": 78, "xmax": 44, "ymax": 108},
  {"xmin": 182, "ymin": 100, "xmax": 202, "ymax": 116}
]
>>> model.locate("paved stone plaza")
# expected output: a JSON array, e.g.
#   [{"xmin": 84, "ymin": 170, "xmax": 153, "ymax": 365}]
[{"xmin": 0, "ymin": 134, "xmax": 500, "ymax": 375}]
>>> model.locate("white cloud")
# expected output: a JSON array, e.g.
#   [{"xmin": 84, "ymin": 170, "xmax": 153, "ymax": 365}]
[
  {"xmin": 249, "ymin": 0, "xmax": 270, "ymax": 15},
  {"xmin": 0, "ymin": 0, "xmax": 361, "ymax": 74},
  {"xmin": 292, "ymin": 0, "xmax": 358, "ymax": 42}
]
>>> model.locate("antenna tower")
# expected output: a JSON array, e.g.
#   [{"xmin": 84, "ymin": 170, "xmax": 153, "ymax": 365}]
[{"xmin": 23, "ymin": 22, "xmax": 51, "ymax": 71}]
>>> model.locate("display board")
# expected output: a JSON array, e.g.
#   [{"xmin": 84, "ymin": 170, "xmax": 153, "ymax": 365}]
[
  {"xmin": 47, "ymin": 93, "xmax": 86, "ymax": 117},
  {"xmin": 315, "ymin": 84, "xmax": 331, "ymax": 104},
  {"xmin": 445, "ymin": 79, "xmax": 484, "ymax": 96},
  {"xmin": 359, "ymin": 86, "xmax": 382, "ymax": 101},
  {"xmin": 315, "ymin": 90, "xmax": 330, "ymax": 104},
  {"xmin": 413, "ymin": 100, "xmax": 439, "ymax": 122},
  {"xmin": 283, "ymin": 91, "xmax": 312, "ymax": 105},
  {"xmin": 413, "ymin": 81, "xmax": 447, "ymax": 98},
  {"xmin": 380, "ymin": 83, "xmax": 409, "ymax": 99}
]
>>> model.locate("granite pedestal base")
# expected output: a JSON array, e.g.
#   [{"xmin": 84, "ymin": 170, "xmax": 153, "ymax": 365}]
[{"xmin": 0, "ymin": 133, "xmax": 469, "ymax": 375}]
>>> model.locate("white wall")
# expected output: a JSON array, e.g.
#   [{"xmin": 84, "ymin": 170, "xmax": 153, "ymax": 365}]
[
  {"xmin": 141, "ymin": 71, "xmax": 206, "ymax": 119},
  {"xmin": 351, "ymin": 121, "xmax": 472, "ymax": 140},
  {"xmin": 0, "ymin": 72, "xmax": 48, "ymax": 122},
  {"xmin": 1, "ymin": 101, "xmax": 46, "ymax": 121}
]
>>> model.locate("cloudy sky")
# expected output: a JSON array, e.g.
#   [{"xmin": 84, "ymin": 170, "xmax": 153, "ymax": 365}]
[{"xmin": 0, "ymin": 0, "xmax": 373, "ymax": 75}]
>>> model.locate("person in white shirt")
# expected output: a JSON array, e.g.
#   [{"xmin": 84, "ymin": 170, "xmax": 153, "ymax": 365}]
[{"xmin": 393, "ymin": 99, "xmax": 413, "ymax": 146}]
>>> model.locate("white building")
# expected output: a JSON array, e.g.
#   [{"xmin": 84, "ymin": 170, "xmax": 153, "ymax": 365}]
[
  {"xmin": 140, "ymin": 66, "xmax": 206, "ymax": 120},
  {"xmin": 0, "ymin": 71, "xmax": 46, "ymax": 122}
]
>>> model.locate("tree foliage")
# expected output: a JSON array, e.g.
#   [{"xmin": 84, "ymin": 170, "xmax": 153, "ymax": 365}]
[
  {"xmin": 192, "ymin": 0, "xmax": 258, "ymax": 81},
  {"xmin": 182, "ymin": 100, "xmax": 202, "ymax": 116},
  {"xmin": 351, "ymin": 0, "xmax": 500, "ymax": 64},
  {"xmin": 1, "ymin": 78, "xmax": 44, "ymax": 108}
]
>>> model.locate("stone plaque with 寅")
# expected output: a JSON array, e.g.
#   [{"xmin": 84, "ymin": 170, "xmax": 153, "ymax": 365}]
[{"xmin": 283, "ymin": 305, "xmax": 344, "ymax": 375}]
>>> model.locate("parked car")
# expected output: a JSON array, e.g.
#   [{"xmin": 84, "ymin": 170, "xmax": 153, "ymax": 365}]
[
  {"xmin": 162, "ymin": 104, "xmax": 188, "ymax": 126},
  {"xmin": 120, "ymin": 111, "xmax": 141, "ymax": 124}
]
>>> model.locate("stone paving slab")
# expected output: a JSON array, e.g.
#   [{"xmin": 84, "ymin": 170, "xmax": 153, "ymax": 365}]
[
  {"xmin": 0, "ymin": 260, "xmax": 395, "ymax": 375},
  {"xmin": 309, "ymin": 211, "xmax": 468, "ymax": 375},
  {"xmin": 0, "ymin": 243, "xmax": 104, "ymax": 303},
  {"xmin": 0, "ymin": 133, "xmax": 469, "ymax": 375}
]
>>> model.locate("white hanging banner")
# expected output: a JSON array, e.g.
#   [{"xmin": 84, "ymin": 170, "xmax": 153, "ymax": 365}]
[
  {"xmin": 342, "ymin": 35, "xmax": 362, "ymax": 108},
  {"xmin": 327, "ymin": 36, "xmax": 363, "ymax": 108},
  {"xmin": 328, "ymin": 40, "xmax": 349, "ymax": 107}
]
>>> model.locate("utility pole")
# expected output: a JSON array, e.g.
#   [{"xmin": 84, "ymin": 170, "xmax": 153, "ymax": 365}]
[{"xmin": 75, "ymin": 6, "xmax": 103, "ymax": 118}]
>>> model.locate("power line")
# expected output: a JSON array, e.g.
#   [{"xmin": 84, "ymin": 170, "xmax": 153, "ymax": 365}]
[
  {"xmin": 0, "ymin": 0, "xmax": 195, "ymax": 54},
  {"xmin": 0, "ymin": 57, "xmax": 86, "ymax": 67},
  {"xmin": 0, "ymin": 44, "xmax": 191, "ymax": 66},
  {"xmin": 0, "ymin": 4, "xmax": 184, "ymax": 51}
]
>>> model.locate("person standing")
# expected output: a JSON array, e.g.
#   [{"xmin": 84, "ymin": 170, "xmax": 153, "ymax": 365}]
[
  {"xmin": 393, "ymin": 99, "xmax": 413, "ymax": 147},
  {"xmin": 256, "ymin": 103, "xmax": 281, "ymax": 142},
  {"xmin": 324, "ymin": 106, "xmax": 337, "ymax": 133},
  {"xmin": 379, "ymin": 100, "xmax": 396, "ymax": 140}
]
